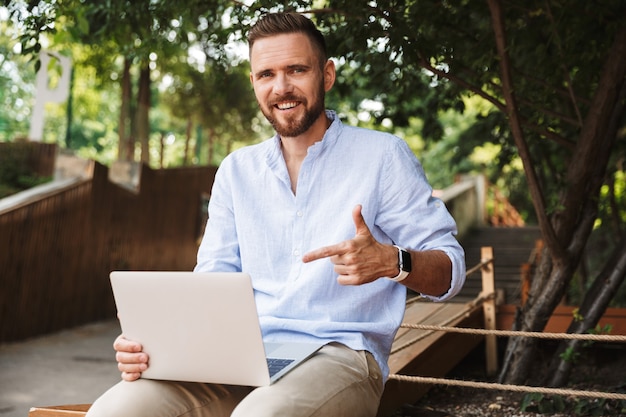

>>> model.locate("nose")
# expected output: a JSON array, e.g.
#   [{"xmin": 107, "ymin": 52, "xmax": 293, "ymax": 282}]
[{"xmin": 273, "ymin": 72, "xmax": 293, "ymax": 95}]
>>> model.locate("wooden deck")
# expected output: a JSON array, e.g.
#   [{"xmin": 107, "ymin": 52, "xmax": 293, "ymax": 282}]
[
  {"xmin": 27, "ymin": 299, "xmax": 487, "ymax": 417},
  {"xmin": 377, "ymin": 298, "xmax": 485, "ymax": 417},
  {"xmin": 31, "ymin": 298, "xmax": 626, "ymax": 417}
]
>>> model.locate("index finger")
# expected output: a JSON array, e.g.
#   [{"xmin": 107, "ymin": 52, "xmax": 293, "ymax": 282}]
[
  {"xmin": 114, "ymin": 334, "xmax": 143, "ymax": 353},
  {"xmin": 302, "ymin": 243, "xmax": 345, "ymax": 263}
]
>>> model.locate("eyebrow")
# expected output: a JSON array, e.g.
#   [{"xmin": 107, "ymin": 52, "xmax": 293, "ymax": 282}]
[{"xmin": 252, "ymin": 63, "xmax": 312, "ymax": 79}]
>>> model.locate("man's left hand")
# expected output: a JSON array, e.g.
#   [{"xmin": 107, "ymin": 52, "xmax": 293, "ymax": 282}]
[{"xmin": 302, "ymin": 205, "xmax": 398, "ymax": 285}]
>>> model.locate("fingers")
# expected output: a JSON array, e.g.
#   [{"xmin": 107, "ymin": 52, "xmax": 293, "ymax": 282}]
[
  {"xmin": 302, "ymin": 243, "xmax": 344, "ymax": 263},
  {"xmin": 113, "ymin": 334, "xmax": 143, "ymax": 352},
  {"xmin": 303, "ymin": 205, "xmax": 372, "ymax": 263},
  {"xmin": 113, "ymin": 334, "xmax": 148, "ymax": 381},
  {"xmin": 302, "ymin": 205, "xmax": 393, "ymax": 286},
  {"xmin": 117, "ymin": 353, "xmax": 148, "ymax": 381},
  {"xmin": 352, "ymin": 204, "xmax": 371, "ymax": 237}
]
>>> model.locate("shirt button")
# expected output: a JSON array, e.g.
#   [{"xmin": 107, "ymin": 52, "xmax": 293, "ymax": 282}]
[
  {"xmin": 293, "ymin": 249, "xmax": 300, "ymax": 256},
  {"xmin": 296, "ymin": 211, "xmax": 304, "ymax": 217}
]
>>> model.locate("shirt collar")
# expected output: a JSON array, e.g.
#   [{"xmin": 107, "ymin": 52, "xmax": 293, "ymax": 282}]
[{"xmin": 268, "ymin": 110, "xmax": 342, "ymax": 160}]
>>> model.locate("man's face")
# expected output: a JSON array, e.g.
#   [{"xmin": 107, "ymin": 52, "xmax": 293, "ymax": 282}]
[{"xmin": 249, "ymin": 32, "xmax": 335, "ymax": 139}]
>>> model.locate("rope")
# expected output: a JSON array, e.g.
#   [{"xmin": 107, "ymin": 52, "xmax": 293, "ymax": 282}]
[
  {"xmin": 391, "ymin": 292, "xmax": 495, "ymax": 354},
  {"xmin": 465, "ymin": 257, "xmax": 494, "ymax": 276},
  {"xmin": 398, "ymin": 323, "xmax": 626, "ymax": 342},
  {"xmin": 387, "ymin": 374, "xmax": 626, "ymax": 401},
  {"xmin": 394, "ymin": 295, "xmax": 626, "ymax": 400},
  {"xmin": 392, "ymin": 256, "xmax": 626, "ymax": 401}
]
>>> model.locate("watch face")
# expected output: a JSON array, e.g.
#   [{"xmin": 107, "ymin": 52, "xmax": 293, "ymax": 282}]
[{"xmin": 401, "ymin": 249, "xmax": 412, "ymax": 272}]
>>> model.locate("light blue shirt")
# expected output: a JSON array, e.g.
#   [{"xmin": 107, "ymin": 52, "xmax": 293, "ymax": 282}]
[{"xmin": 195, "ymin": 111, "xmax": 465, "ymax": 380}]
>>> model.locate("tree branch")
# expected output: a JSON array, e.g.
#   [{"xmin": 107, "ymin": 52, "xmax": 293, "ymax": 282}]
[
  {"xmin": 436, "ymin": 62, "xmax": 577, "ymax": 149},
  {"xmin": 544, "ymin": 0, "xmax": 584, "ymax": 126},
  {"xmin": 558, "ymin": 26, "xmax": 626, "ymax": 243},
  {"xmin": 417, "ymin": 57, "xmax": 506, "ymax": 111},
  {"xmin": 517, "ymin": 115, "xmax": 576, "ymax": 150},
  {"xmin": 513, "ymin": 68, "xmax": 592, "ymax": 107},
  {"xmin": 487, "ymin": 0, "xmax": 562, "ymax": 258},
  {"xmin": 547, "ymin": 235, "xmax": 626, "ymax": 387},
  {"xmin": 516, "ymin": 96, "xmax": 582, "ymax": 129}
]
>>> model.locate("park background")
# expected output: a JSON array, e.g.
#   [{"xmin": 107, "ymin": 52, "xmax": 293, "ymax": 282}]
[{"xmin": 1, "ymin": 2, "xmax": 625, "ymax": 414}]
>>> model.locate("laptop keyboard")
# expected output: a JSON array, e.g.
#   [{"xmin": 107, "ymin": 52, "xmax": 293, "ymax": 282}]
[{"xmin": 266, "ymin": 358, "xmax": 294, "ymax": 377}]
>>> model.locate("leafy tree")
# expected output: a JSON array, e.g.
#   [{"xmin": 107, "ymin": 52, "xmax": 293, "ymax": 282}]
[
  {"xmin": 230, "ymin": 0, "xmax": 626, "ymax": 386},
  {"xmin": 159, "ymin": 57, "xmax": 259, "ymax": 166},
  {"xmin": 0, "ymin": 18, "xmax": 34, "ymax": 142},
  {"xmin": 4, "ymin": 0, "xmax": 258, "ymax": 165}
]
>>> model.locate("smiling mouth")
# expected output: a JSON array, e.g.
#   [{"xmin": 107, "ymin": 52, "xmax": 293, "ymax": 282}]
[{"xmin": 275, "ymin": 101, "xmax": 299, "ymax": 110}]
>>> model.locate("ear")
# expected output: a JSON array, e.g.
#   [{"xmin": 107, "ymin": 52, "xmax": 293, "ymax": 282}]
[{"xmin": 323, "ymin": 59, "xmax": 336, "ymax": 92}]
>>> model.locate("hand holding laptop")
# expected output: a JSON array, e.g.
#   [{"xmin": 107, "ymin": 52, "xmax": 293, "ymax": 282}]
[
  {"xmin": 110, "ymin": 271, "xmax": 322, "ymax": 386},
  {"xmin": 113, "ymin": 335, "xmax": 148, "ymax": 381}
]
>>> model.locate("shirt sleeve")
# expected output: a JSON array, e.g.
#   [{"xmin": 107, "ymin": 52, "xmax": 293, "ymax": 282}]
[
  {"xmin": 377, "ymin": 138, "xmax": 466, "ymax": 301},
  {"xmin": 194, "ymin": 158, "xmax": 242, "ymax": 273}
]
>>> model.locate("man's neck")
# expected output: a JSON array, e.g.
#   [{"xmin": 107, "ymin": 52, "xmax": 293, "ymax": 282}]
[
  {"xmin": 280, "ymin": 113, "xmax": 331, "ymax": 194},
  {"xmin": 280, "ymin": 114, "xmax": 330, "ymax": 157}
]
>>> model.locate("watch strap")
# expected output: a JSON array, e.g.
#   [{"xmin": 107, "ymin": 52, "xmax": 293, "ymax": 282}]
[{"xmin": 390, "ymin": 245, "xmax": 411, "ymax": 282}]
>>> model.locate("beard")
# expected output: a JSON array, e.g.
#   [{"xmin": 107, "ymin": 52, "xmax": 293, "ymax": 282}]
[{"xmin": 260, "ymin": 85, "xmax": 326, "ymax": 138}]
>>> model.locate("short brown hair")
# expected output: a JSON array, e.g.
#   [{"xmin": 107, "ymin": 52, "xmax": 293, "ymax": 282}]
[{"xmin": 248, "ymin": 12, "xmax": 328, "ymax": 69}]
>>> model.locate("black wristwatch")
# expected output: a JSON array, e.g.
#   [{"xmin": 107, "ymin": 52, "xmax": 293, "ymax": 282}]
[{"xmin": 390, "ymin": 245, "xmax": 412, "ymax": 282}]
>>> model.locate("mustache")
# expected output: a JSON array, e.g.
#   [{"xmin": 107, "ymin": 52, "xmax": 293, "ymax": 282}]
[{"xmin": 269, "ymin": 94, "xmax": 305, "ymax": 106}]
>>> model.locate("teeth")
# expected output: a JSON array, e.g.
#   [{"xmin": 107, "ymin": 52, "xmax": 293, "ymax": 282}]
[{"xmin": 277, "ymin": 102, "xmax": 298, "ymax": 110}]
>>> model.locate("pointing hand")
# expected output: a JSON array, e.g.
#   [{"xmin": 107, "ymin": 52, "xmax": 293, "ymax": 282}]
[{"xmin": 302, "ymin": 205, "xmax": 397, "ymax": 285}]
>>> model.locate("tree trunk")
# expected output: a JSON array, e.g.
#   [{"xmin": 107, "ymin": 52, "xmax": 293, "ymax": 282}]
[
  {"xmin": 499, "ymin": 254, "xmax": 575, "ymax": 384},
  {"xmin": 495, "ymin": 15, "xmax": 626, "ymax": 385},
  {"xmin": 207, "ymin": 127, "xmax": 215, "ymax": 166},
  {"xmin": 547, "ymin": 236, "xmax": 626, "ymax": 387},
  {"xmin": 546, "ymin": 73, "xmax": 626, "ymax": 387},
  {"xmin": 183, "ymin": 118, "xmax": 192, "ymax": 166},
  {"xmin": 193, "ymin": 125, "xmax": 203, "ymax": 165},
  {"xmin": 159, "ymin": 131, "xmax": 165, "ymax": 168},
  {"xmin": 118, "ymin": 57, "xmax": 133, "ymax": 161},
  {"xmin": 137, "ymin": 64, "xmax": 151, "ymax": 165}
]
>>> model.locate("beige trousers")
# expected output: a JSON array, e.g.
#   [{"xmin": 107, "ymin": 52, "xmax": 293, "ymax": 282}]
[{"xmin": 86, "ymin": 343, "xmax": 384, "ymax": 417}]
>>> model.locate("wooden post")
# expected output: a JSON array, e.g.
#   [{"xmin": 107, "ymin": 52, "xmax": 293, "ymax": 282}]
[{"xmin": 481, "ymin": 246, "xmax": 498, "ymax": 376}]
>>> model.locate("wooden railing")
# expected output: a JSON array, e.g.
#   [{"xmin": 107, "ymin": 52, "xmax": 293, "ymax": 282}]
[
  {"xmin": 437, "ymin": 174, "xmax": 486, "ymax": 239},
  {"xmin": 0, "ymin": 151, "xmax": 217, "ymax": 342}
]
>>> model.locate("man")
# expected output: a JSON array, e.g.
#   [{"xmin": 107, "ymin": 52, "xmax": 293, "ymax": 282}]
[{"xmin": 87, "ymin": 11, "xmax": 465, "ymax": 417}]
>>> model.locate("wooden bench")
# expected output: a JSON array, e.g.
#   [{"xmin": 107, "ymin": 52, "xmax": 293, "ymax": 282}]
[
  {"xmin": 28, "ymin": 404, "xmax": 90, "ymax": 416},
  {"xmin": 27, "ymin": 300, "xmax": 484, "ymax": 417},
  {"xmin": 28, "ymin": 249, "xmax": 496, "ymax": 417}
]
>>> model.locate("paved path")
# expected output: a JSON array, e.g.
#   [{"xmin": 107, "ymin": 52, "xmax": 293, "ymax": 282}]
[{"xmin": 0, "ymin": 321, "xmax": 121, "ymax": 417}]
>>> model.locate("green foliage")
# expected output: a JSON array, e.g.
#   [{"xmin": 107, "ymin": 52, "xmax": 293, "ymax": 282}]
[
  {"xmin": 520, "ymin": 393, "xmax": 626, "ymax": 417},
  {"xmin": 521, "ymin": 392, "xmax": 626, "ymax": 416},
  {"xmin": 572, "ymin": 398, "xmax": 609, "ymax": 417},
  {"xmin": 590, "ymin": 323, "xmax": 613, "ymax": 336},
  {"xmin": 4, "ymin": 1, "xmax": 625, "ymax": 226},
  {"xmin": 521, "ymin": 393, "xmax": 566, "ymax": 414},
  {"xmin": 0, "ymin": 19, "xmax": 34, "ymax": 142},
  {"xmin": 559, "ymin": 345, "xmax": 581, "ymax": 364}
]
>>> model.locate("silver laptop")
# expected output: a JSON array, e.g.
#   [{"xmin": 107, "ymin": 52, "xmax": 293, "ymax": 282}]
[{"xmin": 109, "ymin": 271, "xmax": 323, "ymax": 386}]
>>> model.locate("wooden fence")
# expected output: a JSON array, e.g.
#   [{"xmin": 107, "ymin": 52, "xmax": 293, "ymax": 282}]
[
  {"xmin": 0, "ymin": 141, "xmax": 57, "ymax": 178},
  {"xmin": 0, "ymin": 157, "xmax": 217, "ymax": 342}
]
